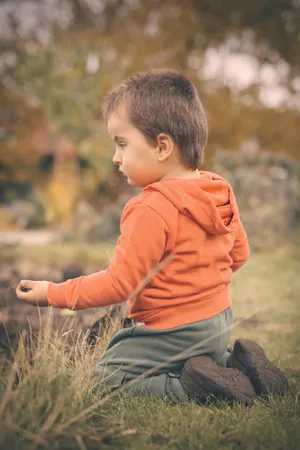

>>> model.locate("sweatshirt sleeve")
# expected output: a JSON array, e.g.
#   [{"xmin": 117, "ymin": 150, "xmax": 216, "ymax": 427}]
[
  {"xmin": 229, "ymin": 222, "xmax": 250, "ymax": 273},
  {"xmin": 47, "ymin": 203, "xmax": 169, "ymax": 310}
]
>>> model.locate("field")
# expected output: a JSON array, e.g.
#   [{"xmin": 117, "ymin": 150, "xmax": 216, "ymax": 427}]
[{"xmin": 0, "ymin": 240, "xmax": 300, "ymax": 449}]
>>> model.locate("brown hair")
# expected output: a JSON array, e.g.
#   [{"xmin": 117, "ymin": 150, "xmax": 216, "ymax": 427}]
[{"xmin": 102, "ymin": 69, "xmax": 208, "ymax": 170}]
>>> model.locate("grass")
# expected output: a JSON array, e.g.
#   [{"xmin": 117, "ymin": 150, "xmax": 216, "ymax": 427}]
[
  {"xmin": 0, "ymin": 239, "xmax": 117, "ymax": 273},
  {"xmin": 0, "ymin": 241, "xmax": 300, "ymax": 449}
]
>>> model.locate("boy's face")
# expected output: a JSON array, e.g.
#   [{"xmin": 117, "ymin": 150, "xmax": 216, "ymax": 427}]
[{"xmin": 107, "ymin": 107, "xmax": 163, "ymax": 187}]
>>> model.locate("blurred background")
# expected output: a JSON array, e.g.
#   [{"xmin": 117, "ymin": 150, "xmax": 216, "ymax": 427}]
[
  {"xmin": 1, "ymin": 0, "xmax": 300, "ymax": 355},
  {"xmin": 0, "ymin": 0, "xmax": 300, "ymax": 242}
]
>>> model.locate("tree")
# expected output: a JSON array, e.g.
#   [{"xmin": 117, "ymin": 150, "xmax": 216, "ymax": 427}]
[{"xmin": 1, "ymin": 0, "xmax": 300, "ymax": 178}]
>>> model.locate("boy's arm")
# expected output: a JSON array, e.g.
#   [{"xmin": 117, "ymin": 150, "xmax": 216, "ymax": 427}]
[
  {"xmin": 47, "ymin": 203, "xmax": 169, "ymax": 310},
  {"xmin": 229, "ymin": 222, "xmax": 250, "ymax": 273}
]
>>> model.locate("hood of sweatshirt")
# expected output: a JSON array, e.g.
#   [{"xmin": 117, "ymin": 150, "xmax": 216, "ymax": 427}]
[{"xmin": 142, "ymin": 171, "xmax": 240, "ymax": 235}]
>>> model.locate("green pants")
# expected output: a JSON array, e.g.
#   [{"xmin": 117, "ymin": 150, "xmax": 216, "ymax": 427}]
[{"xmin": 94, "ymin": 307, "xmax": 233, "ymax": 403}]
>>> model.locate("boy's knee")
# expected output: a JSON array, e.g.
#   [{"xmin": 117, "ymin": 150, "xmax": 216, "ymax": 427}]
[{"xmin": 93, "ymin": 364, "xmax": 127, "ymax": 390}]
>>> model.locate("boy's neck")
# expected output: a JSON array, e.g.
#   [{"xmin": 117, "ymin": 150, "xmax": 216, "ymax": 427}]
[{"xmin": 160, "ymin": 168, "xmax": 201, "ymax": 181}]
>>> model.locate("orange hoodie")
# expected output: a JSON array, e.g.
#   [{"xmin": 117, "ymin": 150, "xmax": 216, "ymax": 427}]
[{"xmin": 48, "ymin": 171, "xmax": 249, "ymax": 330}]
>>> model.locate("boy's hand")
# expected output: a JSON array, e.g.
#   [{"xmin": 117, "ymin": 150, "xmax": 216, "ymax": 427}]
[{"xmin": 16, "ymin": 280, "xmax": 50, "ymax": 307}]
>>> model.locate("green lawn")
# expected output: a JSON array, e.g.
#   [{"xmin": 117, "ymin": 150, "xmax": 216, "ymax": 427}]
[{"xmin": 1, "ymin": 242, "xmax": 300, "ymax": 449}]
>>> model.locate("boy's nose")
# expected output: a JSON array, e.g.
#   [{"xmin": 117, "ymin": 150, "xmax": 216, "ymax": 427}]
[{"xmin": 113, "ymin": 150, "xmax": 121, "ymax": 165}]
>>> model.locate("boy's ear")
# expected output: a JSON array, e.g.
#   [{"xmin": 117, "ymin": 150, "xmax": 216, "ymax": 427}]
[{"xmin": 156, "ymin": 133, "xmax": 174, "ymax": 161}]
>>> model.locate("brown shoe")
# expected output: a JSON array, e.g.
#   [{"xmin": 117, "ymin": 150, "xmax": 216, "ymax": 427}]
[
  {"xmin": 228, "ymin": 339, "xmax": 289, "ymax": 396},
  {"xmin": 180, "ymin": 355, "xmax": 256, "ymax": 405}
]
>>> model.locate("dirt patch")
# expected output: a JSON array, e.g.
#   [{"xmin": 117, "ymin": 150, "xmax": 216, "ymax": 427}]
[{"xmin": 0, "ymin": 265, "xmax": 112, "ymax": 370}]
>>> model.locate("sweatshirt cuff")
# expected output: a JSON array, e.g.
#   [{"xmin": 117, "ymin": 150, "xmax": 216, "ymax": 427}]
[{"xmin": 47, "ymin": 281, "xmax": 68, "ymax": 308}]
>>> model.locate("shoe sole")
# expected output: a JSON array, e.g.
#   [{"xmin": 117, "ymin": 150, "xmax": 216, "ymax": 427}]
[
  {"xmin": 231, "ymin": 339, "xmax": 288, "ymax": 396},
  {"xmin": 183, "ymin": 356, "xmax": 256, "ymax": 405}
]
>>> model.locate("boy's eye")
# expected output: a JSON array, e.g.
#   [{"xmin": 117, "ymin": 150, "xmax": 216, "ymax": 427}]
[{"xmin": 118, "ymin": 143, "xmax": 126, "ymax": 149}]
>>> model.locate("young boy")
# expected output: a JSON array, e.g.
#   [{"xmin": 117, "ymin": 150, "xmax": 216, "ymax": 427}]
[{"xmin": 16, "ymin": 69, "xmax": 288, "ymax": 405}]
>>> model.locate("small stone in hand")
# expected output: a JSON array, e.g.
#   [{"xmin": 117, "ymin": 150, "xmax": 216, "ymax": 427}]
[{"xmin": 20, "ymin": 286, "xmax": 30, "ymax": 292}]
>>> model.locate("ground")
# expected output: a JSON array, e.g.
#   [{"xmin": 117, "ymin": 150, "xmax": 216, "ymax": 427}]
[{"xmin": 0, "ymin": 238, "xmax": 299, "ymax": 449}]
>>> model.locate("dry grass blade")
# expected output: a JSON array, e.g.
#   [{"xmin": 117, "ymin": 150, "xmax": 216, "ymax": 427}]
[
  {"xmin": 75, "ymin": 434, "xmax": 87, "ymax": 450},
  {"xmin": 29, "ymin": 395, "xmax": 65, "ymax": 450},
  {"xmin": 0, "ymin": 361, "xmax": 18, "ymax": 418},
  {"xmin": 122, "ymin": 428, "xmax": 137, "ymax": 436},
  {"xmin": 3, "ymin": 421, "xmax": 48, "ymax": 446},
  {"xmin": 126, "ymin": 253, "xmax": 176, "ymax": 306},
  {"xmin": 0, "ymin": 330, "xmax": 25, "ymax": 418}
]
